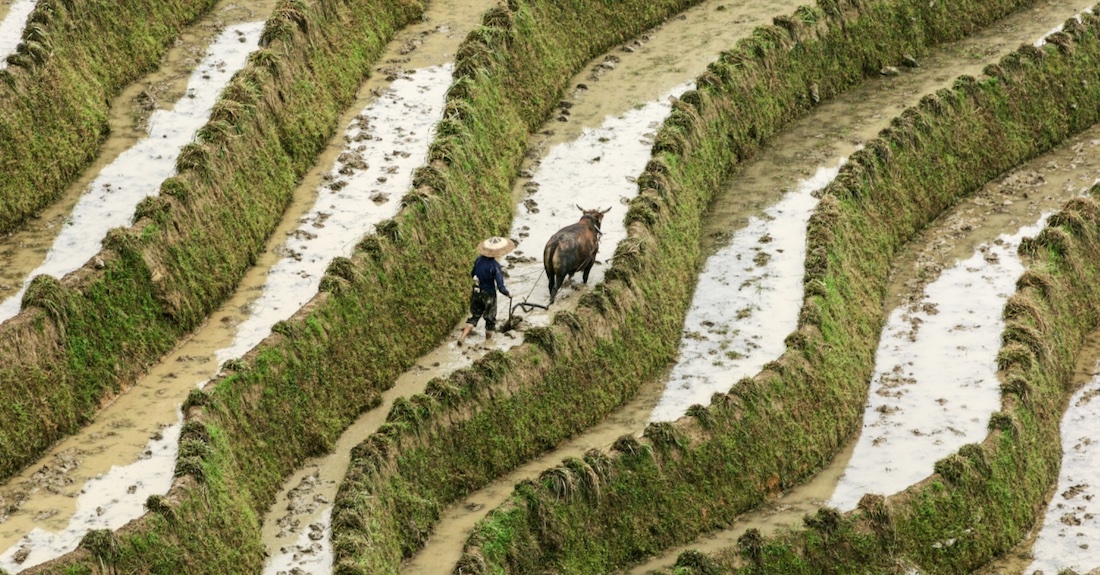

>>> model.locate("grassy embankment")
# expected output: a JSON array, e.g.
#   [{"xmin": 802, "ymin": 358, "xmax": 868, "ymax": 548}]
[
  {"xmin": 5, "ymin": 0, "xmax": 424, "ymax": 572},
  {"xmin": 463, "ymin": 8, "xmax": 1100, "ymax": 575},
  {"xmin": 325, "ymin": 0, "xmax": 1061, "ymax": 574},
  {"xmin": 23, "ymin": 0, "xmax": 715, "ymax": 573},
  {"xmin": 0, "ymin": 0, "xmax": 420, "ymax": 483},
  {"xmin": 0, "ymin": 0, "xmax": 218, "ymax": 234},
  {"xmin": 658, "ymin": 19, "xmax": 1100, "ymax": 575}
]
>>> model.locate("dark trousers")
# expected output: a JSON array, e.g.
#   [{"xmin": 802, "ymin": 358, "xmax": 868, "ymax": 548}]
[{"xmin": 466, "ymin": 289, "xmax": 498, "ymax": 331}]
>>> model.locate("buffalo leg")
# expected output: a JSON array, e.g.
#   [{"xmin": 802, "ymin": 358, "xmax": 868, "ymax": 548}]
[{"xmin": 552, "ymin": 272, "xmax": 567, "ymax": 303}]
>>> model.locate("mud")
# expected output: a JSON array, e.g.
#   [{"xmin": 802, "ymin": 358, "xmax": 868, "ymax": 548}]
[
  {"xmin": 973, "ymin": 332, "xmax": 1100, "ymax": 575},
  {"xmin": 0, "ymin": 0, "xmax": 273, "ymax": 307},
  {"xmin": 1023, "ymin": 337, "xmax": 1100, "ymax": 573},
  {"xmin": 831, "ymin": 121, "xmax": 1100, "ymax": 510},
  {"xmin": 0, "ymin": 0, "xmax": 1092, "ymax": 572},
  {"xmin": 0, "ymin": 0, "xmax": 279, "ymax": 567},
  {"xmin": 0, "ymin": 0, "xmax": 35, "ymax": 67},
  {"xmin": 0, "ymin": 19, "xmax": 264, "ymax": 322},
  {"xmin": 625, "ymin": 440, "xmax": 858, "ymax": 574},
  {"xmin": 649, "ymin": 161, "xmax": 842, "ymax": 422},
  {"xmin": 265, "ymin": 0, "xmax": 798, "ymax": 571},
  {"xmin": 405, "ymin": 0, "xmax": 1092, "ymax": 571}
]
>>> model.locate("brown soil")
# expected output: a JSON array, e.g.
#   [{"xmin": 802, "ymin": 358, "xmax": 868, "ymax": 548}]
[
  {"xmin": 0, "ymin": 0, "xmax": 278, "ymax": 552},
  {"xmin": 0, "ymin": 0, "xmax": 1092, "ymax": 571},
  {"xmin": 405, "ymin": 0, "xmax": 1093, "ymax": 572}
]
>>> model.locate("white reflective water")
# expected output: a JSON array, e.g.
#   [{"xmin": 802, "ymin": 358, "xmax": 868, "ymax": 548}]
[
  {"xmin": 648, "ymin": 161, "xmax": 843, "ymax": 422},
  {"xmin": 254, "ymin": 65, "xmax": 452, "ymax": 574},
  {"xmin": 1028, "ymin": 369, "xmax": 1100, "ymax": 573},
  {"xmin": 1034, "ymin": 7, "xmax": 1090, "ymax": 47},
  {"xmin": 213, "ymin": 64, "xmax": 453, "ymax": 367},
  {"xmin": 0, "ymin": 21, "xmax": 264, "ymax": 323},
  {"xmin": 0, "ymin": 21, "xmax": 263, "ymax": 572},
  {"xmin": 486, "ymin": 82, "xmax": 695, "ymax": 337},
  {"xmin": 829, "ymin": 215, "xmax": 1051, "ymax": 510},
  {"xmin": 0, "ymin": 413, "xmax": 182, "ymax": 573},
  {"xmin": 261, "ymin": 83, "xmax": 694, "ymax": 575},
  {"xmin": 0, "ymin": 0, "xmax": 37, "ymax": 68}
]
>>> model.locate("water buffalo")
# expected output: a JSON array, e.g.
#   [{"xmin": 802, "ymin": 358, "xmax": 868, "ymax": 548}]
[{"xmin": 543, "ymin": 205, "xmax": 611, "ymax": 304}]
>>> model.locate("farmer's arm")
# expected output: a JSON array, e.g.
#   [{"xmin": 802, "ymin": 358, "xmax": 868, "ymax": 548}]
[{"xmin": 494, "ymin": 261, "xmax": 511, "ymax": 297}]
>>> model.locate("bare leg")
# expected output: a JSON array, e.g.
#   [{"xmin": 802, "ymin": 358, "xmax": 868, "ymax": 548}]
[
  {"xmin": 458, "ymin": 323, "xmax": 474, "ymax": 345},
  {"xmin": 485, "ymin": 330, "xmax": 493, "ymax": 342}
]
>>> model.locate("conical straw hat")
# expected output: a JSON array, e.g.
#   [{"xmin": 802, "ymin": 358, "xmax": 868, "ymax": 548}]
[{"xmin": 477, "ymin": 236, "xmax": 515, "ymax": 258}]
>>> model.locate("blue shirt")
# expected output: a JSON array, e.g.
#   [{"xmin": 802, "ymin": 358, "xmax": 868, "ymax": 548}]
[{"xmin": 471, "ymin": 256, "xmax": 510, "ymax": 297}]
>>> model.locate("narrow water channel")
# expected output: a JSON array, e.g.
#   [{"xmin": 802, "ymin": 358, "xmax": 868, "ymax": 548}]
[
  {"xmin": 0, "ymin": 0, "xmax": 36, "ymax": 67},
  {"xmin": 0, "ymin": 0, "xmax": 1088, "ymax": 573},
  {"xmin": 829, "ymin": 214, "xmax": 1053, "ymax": 511},
  {"xmin": 0, "ymin": 0, "xmax": 273, "ymax": 303},
  {"xmin": 648, "ymin": 161, "xmax": 842, "ymax": 423},
  {"xmin": 633, "ymin": 120, "xmax": 1100, "ymax": 574},
  {"xmin": 264, "ymin": 1, "xmax": 801, "ymax": 572},
  {"xmin": 257, "ymin": 60, "xmax": 453, "ymax": 575},
  {"xmin": 0, "ymin": 11, "xmax": 271, "ymax": 572},
  {"xmin": 0, "ymin": 20, "xmax": 264, "ymax": 323},
  {"xmin": 407, "ymin": 0, "xmax": 1091, "ymax": 572}
]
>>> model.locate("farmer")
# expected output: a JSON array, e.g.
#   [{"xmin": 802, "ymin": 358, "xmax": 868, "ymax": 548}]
[{"xmin": 457, "ymin": 236, "xmax": 515, "ymax": 346}]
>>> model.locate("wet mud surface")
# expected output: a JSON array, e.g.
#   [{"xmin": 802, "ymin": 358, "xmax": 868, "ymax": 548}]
[
  {"xmin": 1, "ymin": 0, "xmax": 1097, "ymax": 573},
  {"xmin": 0, "ymin": 0, "xmax": 35, "ymax": 66},
  {"xmin": 0, "ymin": 0, "xmax": 280, "ymax": 569},
  {"xmin": 627, "ymin": 0, "xmax": 1100, "ymax": 570},
  {"xmin": 263, "ymin": 1, "xmax": 793, "ymax": 571},
  {"xmin": 0, "ymin": 0, "xmax": 273, "ymax": 304},
  {"xmin": 410, "ymin": 0, "xmax": 1095, "ymax": 572}
]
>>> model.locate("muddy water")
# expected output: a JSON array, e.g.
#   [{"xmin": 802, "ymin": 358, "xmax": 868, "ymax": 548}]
[
  {"xmin": 405, "ymin": 0, "xmax": 1092, "ymax": 572},
  {"xmin": 1028, "ymin": 371, "xmax": 1100, "ymax": 574},
  {"xmin": 489, "ymin": 80, "xmax": 690, "ymax": 330},
  {"xmin": 0, "ymin": 0, "xmax": 271, "ymax": 305},
  {"xmin": 0, "ymin": 414, "xmax": 183, "ymax": 572},
  {"xmin": 402, "ymin": 375, "xmax": 670, "ymax": 575},
  {"xmin": 0, "ymin": 0, "xmax": 35, "ymax": 67},
  {"xmin": 0, "ymin": 0, "xmax": 278, "ymax": 570},
  {"xmin": 215, "ymin": 62, "xmax": 451, "ymax": 367},
  {"xmin": 264, "ymin": 1, "xmax": 798, "ymax": 572},
  {"xmin": 256, "ymin": 60, "xmax": 455, "ymax": 575},
  {"xmin": 630, "ymin": 120, "xmax": 1100, "ymax": 575},
  {"xmin": 829, "ymin": 215, "xmax": 1052, "ymax": 510},
  {"xmin": 649, "ymin": 161, "xmax": 843, "ymax": 422},
  {"xmin": 975, "ymin": 334, "xmax": 1100, "ymax": 575},
  {"xmin": 0, "ymin": 3, "xmax": 277, "ymax": 571},
  {"xmin": 1027, "ymin": 347, "xmax": 1100, "ymax": 572},
  {"xmin": 0, "ymin": 0, "xmax": 486, "ymax": 568},
  {"xmin": 0, "ymin": 20, "xmax": 263, "ymax": 323},
  {"xmin": 626, "ymin": 441, "xmax": 858, "ymax": 574}
]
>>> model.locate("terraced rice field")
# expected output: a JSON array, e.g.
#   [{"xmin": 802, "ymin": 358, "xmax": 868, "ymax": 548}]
[{"xmin": 3, "ymin": 0, "xmax": 1100, "ymax": 574}]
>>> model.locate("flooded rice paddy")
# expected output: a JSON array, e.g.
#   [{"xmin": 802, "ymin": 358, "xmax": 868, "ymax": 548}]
[
  {"xmin": 1028, "ymin": 352, "xmax": 1100, "ymax": 573},
  {"xmin": 258, "ymin": 61, "xmax": 452, "ymax": 575},
  {"xmin": 0, "ymin": 21, "xmax": 263, "ymax": 323},
  {"xmin": 264, "ymin": 0, "xmax": 796, "ymax": 571},
  {"xmin": 630, "ymin": 85, "xmax": 1100, "ymax": 575},
  {"xmin": 405, "ymin": 0, "xmax": 1096, "ymax": 571},
  {"xmin": 648, "ymin": 161, "xmax": 842, "ymax": 423},
  {"xmin": 829, "ymin": 214, "xmax": 1053, "ymax": 511},
  {"xmin": 3, "ymin": 0, "xmax": 1100, "ymax": 572},
  {"xmin": 214, "ymin": 63, "xmax": 451, "ymax": 367},
  {"xmin": 0, "ymin": 415, "xmax": 182, "ymax": 572},
  {"xmin": 0, "ymin": 0, "xmax": 35, "ymax": 68}
]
